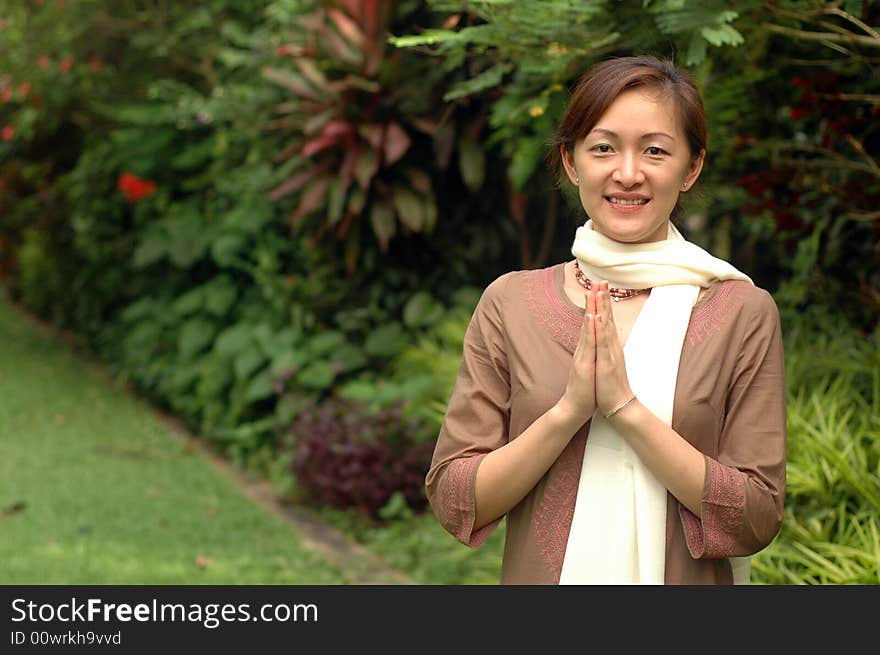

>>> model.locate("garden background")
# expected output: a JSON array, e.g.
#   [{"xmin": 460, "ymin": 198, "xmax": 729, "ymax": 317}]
[{"xmin": 1, "ymin": 0, "xmax": 878, "ymax": 584}]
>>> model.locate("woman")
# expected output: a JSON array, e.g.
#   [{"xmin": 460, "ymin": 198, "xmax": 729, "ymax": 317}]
[{"xmin": 425, "ymin": 56, "xmax": 787, "ymax": 584}]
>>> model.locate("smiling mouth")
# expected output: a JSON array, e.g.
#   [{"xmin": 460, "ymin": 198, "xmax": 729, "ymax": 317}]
[{"xmin": 606, "ymin": 197, "xmax": 649, "ymax": 206}]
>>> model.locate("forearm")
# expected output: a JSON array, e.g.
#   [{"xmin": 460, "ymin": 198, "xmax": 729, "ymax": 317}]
[
  {"xmin": 609, "ymin": 400, "xmax": 706, "ymax": 515},
  {"xmin": 473, "ymin": 402, "xmax": 586, "ymax": 530}
]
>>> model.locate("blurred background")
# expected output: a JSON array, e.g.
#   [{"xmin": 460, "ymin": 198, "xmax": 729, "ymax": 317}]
[{"xmin": 0, "ymin": 0, "xmax": 877, "ymax": 584}]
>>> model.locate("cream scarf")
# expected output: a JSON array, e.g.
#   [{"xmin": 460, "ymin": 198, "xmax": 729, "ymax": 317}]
[{"xmin": 559, "ymin": 219, "xmax": 752, "ymax": 584}]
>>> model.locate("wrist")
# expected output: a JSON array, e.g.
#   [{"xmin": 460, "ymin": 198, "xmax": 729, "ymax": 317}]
[
  {"xmin": 603, "ymin": 394, "xmax": 637, "ymax": 420},
  {"xmin": 552, "ymin": 396, "xmax": 591, "ymax": 432}
]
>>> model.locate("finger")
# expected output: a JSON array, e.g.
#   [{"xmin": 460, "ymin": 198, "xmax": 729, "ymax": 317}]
[{"xmin": 584, "ymin": 292, "xmax": 596, "ymax": 349}]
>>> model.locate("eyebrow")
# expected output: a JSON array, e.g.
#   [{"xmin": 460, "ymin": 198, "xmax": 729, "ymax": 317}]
[{"xmin": 588, "ymin": 128, "xmax": 676, "ymax": 141}]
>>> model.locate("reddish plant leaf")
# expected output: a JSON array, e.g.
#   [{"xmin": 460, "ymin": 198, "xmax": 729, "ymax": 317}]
[
  {"xmin": 339, "ymin": 143, "xmax": 361, "ymax": 190},
  {"xmin": 269, "ymin": 166, "xmax": 324, "ymax": 201},
  {"xmin": 335, "ymin": 210, "xmax": 355, "ymax": 239},
  {"xmin": 328, "ymin": 8, "xmax": 364, "ymax": 49},
  {"xmin": 302, "ymin": 133, "xmax": 342, "ymax": 158},
  {"xmin": 261, "ymin": 67, "xmax": 320, "ymax": 101},
  {"xmin": 359, "ymin": 123, "xmax": 384, "ymax": 151},
  {"xmin": 302, "ymin": 107, "xmax": 337, "ymax": 136},
  {"xmin": 384, "ymin": 121, "xmax": 411, "ymax": 167},
  {"xmin": 326, "ymin": 32, "xmax": 362, "ymax": 67},
  {"xmin": 273, "ymin": 141, "xmax": 302, "ymax": 164},
  {"xmin": 295, "ymin": 58, "xmax": 331, "ymax": 93},
  {"xmin": 293, "ymin": 175, "xmax": 331, "ymax": 220},
  {"xmin": 322, "ymin": 119, "xmax": 354, "ymax": 140},
  {"xmin": 407, "ymin": 117, "xmax": 438, "ymax": 136}
]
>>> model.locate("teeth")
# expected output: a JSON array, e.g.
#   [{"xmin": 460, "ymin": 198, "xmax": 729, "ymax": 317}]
[{"xmin": 609, "ymin": 197, "xmax": 648, "ymax": 205}]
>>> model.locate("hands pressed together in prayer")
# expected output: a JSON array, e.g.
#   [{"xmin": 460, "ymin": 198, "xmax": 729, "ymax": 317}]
[{"xmin": 560, "ymin": 281, "xmax": 636, "ymax": 423}]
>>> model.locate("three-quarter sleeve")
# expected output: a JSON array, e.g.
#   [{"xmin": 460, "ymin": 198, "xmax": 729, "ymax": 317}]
[
  {"xmin": 680, "ymin": 288, "xmax": 787, "ymax": 559},
  {"xmin": 425, "ymin": 274, "xmax": 512, "ymax": 547}
]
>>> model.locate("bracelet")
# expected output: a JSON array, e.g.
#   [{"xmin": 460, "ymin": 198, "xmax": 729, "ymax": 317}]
[{"xmin": 604, "ymin": 395, "xmax": 637, "ymax": 420}]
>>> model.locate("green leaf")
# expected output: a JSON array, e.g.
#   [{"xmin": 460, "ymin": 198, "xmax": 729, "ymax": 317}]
[
  {"xmin": 392, "ymin": 186, "xmax": 424, "ymax": 232},
  {"xmin": 508, "ymin": 137, "xmax": 543, "ymax": 190},
  {"xmin": 234, "ymin": 346, "xmax": 267, "ymax": 381},
  {"xmin": 365, "ymin": 322, "xmax": 408, "ymax": 358},
  {"xmin": 297, "ymin": 361, "xmax": 336, "ymax": 390},
  {"xmin": 211, "ymin": 234, "xmax": 247, "ymax": 266},
  {"xmin": 245, "ymin": 370, "xmax": 275, "ymax": 402},
  {"xmin": 700, "ymin": 24, "xmax": 743, "ymax": 47},
  {"xmin": 443, "ymin": 62, "xmax": 512, "ymax": 102},
  {"xmin": 132, "ymin": 229, "xmax": 169, "ymax": 269},
  {"xmin": 306, "ymin": 331, "xmax": 347, "ymax": 357},
  {"xmin": 173, "ymin": 287, "xmax": 205, "ymax": 317},
  {"xmin": 458, "ymin": 136, "xmax": 485, "ymax": 192},
  {"xmin": 686, "ymin": 32, "xmax": 708, "ymax": 66},
  {"xmin": 204, "ymin": 279, "xmax": 238, "ymax": 317},
  {"xmin": 215, "ymin": 323, "xmax": 254, "ymax": 357},
  {"xmin": 403, "ymin": 292, "xmax": 445, "ymax": 328},
  {"xmin": 370, "ymin": 201, "xmax": 396, "ymax": 251},
  {"xmin": 329, "ymin": 344, "xmax": 368, "ymax": 373},
  {"xmin": 178, "ymin": 319, "xmax": 217, "ymax": 358},
  {"xmin": 327, "ymin": 178, "xmax": 347, "ymax": 226},
  {"xmin": 270, "ymin": 350, "xmax": 308, "ymax": 377}
]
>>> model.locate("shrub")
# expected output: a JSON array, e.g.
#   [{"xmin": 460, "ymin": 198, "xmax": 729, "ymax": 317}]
[{"xmin": 288, "ymin": 397, "xmax": 434, "ymax": 516}]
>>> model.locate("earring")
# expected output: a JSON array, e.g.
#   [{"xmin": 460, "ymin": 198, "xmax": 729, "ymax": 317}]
[
  {"xmin": 681, "ymin": 182, "xmax": 688, "ymax": 190},
  {"xmin": 575, "ymin": 176, "xmax": 580, "ymax": 185}
]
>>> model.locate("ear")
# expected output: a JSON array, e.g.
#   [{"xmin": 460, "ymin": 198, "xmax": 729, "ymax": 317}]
[
  {"xmin": 683, "ymin": 148, "xmax": 705, "ymax": 188},
  {"xmin": 560, "ymin": 144, "xmax": 579, "ymax": 185}
]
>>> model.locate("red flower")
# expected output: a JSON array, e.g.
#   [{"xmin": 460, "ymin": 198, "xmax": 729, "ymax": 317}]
[
  {"xmin": 790, "ymin": 107, "xmax": 813, "ymax": 120},
  {"xmin": 18, "ymin": 82, "xmax": 30, "ymax": 98},
  {"xmin": 2, "ymin": 125, "xmax": 14, "ymax": 141},
  {"xmin": 1, "ymin": 87, "xmax": 10, "ymax": 103},
  {"xmin": 36, "ymin": 55, "xmax": 50, "ymax": 68},
  {"xmin": 59, "ymin": 57, "xmax": 73, "ymax": 73},
  {"xmin": 88, "ymin": 56, "xmax": 104, "ymax": 72},
  {"xmin": 117, "ymin": 172, "xmax": 157, "ymax": 203}
]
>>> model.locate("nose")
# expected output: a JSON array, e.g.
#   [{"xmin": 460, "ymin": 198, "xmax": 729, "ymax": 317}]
[{"xmin": 612, "ymin": 152, "xmax": 645, "ymax": 187}]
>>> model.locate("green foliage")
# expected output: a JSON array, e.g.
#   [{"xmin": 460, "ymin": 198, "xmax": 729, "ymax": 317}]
[
  {"xmin": 752, "ymin": 319, "xmax": 880, "ymax": 584},
  {"xmin": 261, "ymin": 0, "xmax": 499, "ymax": 270},
  {"xmin": 337, "ymin": 284, "xmax": 480, "ymax": 440}
]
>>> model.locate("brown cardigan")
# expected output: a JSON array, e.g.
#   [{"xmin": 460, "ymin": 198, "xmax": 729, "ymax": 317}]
[{"xmin": 426, "ymin": 262, "xmax": 787, "ymax": 584}]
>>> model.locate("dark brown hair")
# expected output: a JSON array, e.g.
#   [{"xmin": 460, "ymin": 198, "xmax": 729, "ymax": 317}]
[{"xmin": 549, "ymin": 56, "xmax": 708, "ymax": 195}]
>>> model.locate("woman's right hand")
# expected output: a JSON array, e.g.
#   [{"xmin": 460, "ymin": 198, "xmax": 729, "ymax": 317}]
[{"xmin": 558, "ymin": 288, "xmax": 597, "ymax": 423}]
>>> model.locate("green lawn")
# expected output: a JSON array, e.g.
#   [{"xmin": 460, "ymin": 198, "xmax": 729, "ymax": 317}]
[{"xmin": 0, "ymin": 299, "xmax": 352, "ymax": 584}]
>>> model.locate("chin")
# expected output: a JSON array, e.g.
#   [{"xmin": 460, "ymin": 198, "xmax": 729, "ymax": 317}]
[{"xmin": 592, "ymin": 217, "xmax": 668, "ymax": 244}]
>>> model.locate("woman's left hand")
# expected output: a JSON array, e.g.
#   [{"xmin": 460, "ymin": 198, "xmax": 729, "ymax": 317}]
[{"xmin": 594, "ymin": 281, "xmax": 636, "ymax": 418}]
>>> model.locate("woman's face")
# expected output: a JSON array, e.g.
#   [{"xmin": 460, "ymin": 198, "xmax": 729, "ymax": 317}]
[{"xmin": 561, "ymin": 88, "xmax": 704, "ymax": 244}]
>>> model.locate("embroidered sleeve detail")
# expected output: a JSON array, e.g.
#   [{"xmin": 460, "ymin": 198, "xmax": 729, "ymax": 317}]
[
  {"xmin": 532, "ymin": 429, "xmax": 587, "ymax": 581},
  {"xmin": 436, "ymin": 453, "xmax": 498, "ymax": 547},
  {"xmin": 680, "ymin": 456, "xmax": 747, "ymax": 559},
  {"xmin": 686, "ymin": 280, "xmax": 751, "ymax": 347},
  {"xmin": 523, "ymin": 267, "xmax": 582, "ymax": 352}
]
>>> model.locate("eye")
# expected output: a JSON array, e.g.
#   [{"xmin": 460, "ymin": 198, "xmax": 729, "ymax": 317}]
[
  {"xmin": 645, "ymin": 146, "xmax": 666, "ymax": 156},
  {"xmin": 591, "ymin": 143, "xmax": 613, "ymax": 154}
]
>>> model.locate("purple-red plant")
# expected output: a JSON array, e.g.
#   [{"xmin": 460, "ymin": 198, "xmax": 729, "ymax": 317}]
[{"xmin": 290, "ymin": 398, "xmax": 432, "ymax": 517}]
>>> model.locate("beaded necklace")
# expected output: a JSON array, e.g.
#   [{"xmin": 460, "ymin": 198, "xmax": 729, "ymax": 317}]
[{"xmin": 573, "ymin": 260, "xmax": 651, "ymax": 302}]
